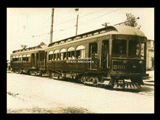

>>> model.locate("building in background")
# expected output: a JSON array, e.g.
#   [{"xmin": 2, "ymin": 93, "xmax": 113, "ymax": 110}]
[
  {"xmin": 7, "ymin": 60, "xmax": 10, "ymax": 71},
  {"xmin": 146, "ymin": 39, "xmax": 154, "ymax": 70}
]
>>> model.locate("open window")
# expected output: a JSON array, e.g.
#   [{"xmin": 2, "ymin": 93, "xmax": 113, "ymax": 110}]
[
  {"xmin": 60, "ymin": 48, "xmax": 67, "ymax": 60},
  {"xmin": 48, "ymin": 51, "xmax": 53, "ymax": 61},
  {"xmin": 67, "ymin": 47, "xmax": 75, "ymax": 60},
  {"xmin": 19, "ymin": 55, "xmax": 23, "ymax": 61},
  {"xmin": 22, "ymin": 55, "xmax": 28, "ymax": 62},
  {"xmin": 76, "ymin": 45, "xmax": 85, "ymax": 59},
  {"xmin": 13, "ymin": 56, "xmax": 18, "ymax": 62},
  {"xmin": 53, "ymin": 54, "xmax": 56, "ymax": 60},
  {"xmin": 54, "ymin": 50, "xmax": 60, "ymax": 60}
]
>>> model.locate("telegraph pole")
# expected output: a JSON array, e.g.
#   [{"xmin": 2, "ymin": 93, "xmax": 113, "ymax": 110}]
[
  {"xmin": 75, "ymin": 14, "xmax": 79, "ymax": 35},
  {"xmin": 50, "ymin": 8, "xmax": 54, "ymax": 44},
  {"xmin": 75, "ymin": 8, "xmax": 79, "ymax": 36}
]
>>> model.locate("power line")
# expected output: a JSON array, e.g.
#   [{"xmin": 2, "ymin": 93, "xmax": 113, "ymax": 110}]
[
  {"xmin": 53, "ymin": 8, "xmax": 107, "ymax": 26},
  {"xmin": 58, "ymin": 8, "xmax": 120, "ymax": 32},
  {"xmin": 31, "ymin": 32, "xmax": 50, "ymax": 38},
  {"xmin": 31, "ymin": 8, "xmax": 120, "ymax": 37},
  {"xmin": 80, "ymin": 8, "xmax": 120, "ymax": 25}
]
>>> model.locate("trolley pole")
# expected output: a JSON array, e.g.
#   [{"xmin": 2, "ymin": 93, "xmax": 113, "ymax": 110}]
[
  {"xmin": 50, "ymin": 8, "xmax": 54, "ymax": 44},
  {"xmin": 102, "ymin": 22, "xmax": 110, "ymax": 27}
]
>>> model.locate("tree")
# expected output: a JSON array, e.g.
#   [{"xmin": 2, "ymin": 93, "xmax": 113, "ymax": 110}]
[{"xmin": 123, "ymin": 13, "xmax": 139, "ymax": 27}]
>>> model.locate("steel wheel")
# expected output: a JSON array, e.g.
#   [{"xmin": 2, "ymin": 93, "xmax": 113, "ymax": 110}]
[
  {"xmin": 93, "ymin": 77, "xmax": 99, "ymax": 86},
  {"xmin": 81, "ymin": 76, "xmax": 86, "ymax": 83}
]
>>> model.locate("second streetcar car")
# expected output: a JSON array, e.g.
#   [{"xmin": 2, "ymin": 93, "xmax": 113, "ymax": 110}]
[{"xmin": 10, "ymin": 44, "xmax": 46, "ymax": 75}]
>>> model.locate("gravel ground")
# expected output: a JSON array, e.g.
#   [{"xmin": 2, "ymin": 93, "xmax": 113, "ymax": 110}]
[{"xmin": 7, "ymin": 71, "xmax": 154, "ymax": 113}]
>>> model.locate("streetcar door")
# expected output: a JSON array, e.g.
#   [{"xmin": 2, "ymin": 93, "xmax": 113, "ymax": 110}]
[
  {"xmin": 101, "ymin": 40, "xmax": 109, "ymax": 68},
  {"xmin": 31, "ymin": 53, "xmax": 36, "ymax": 67},
  {"xmin": 36, "ymin": 53, "xmax": 39, "ymax": 67},
  {"xmin": 89, "ymin": 42, "xmax": 98, "ymax": 69},
  {"xmin": 39, "ymin": 51, "xmax": 46, "ymax": 70}
]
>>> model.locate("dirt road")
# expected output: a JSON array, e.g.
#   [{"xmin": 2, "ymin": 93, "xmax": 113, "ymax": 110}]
[{"xmin": 7, "ymin": 72, "xmax": 154, "ymax": 113}]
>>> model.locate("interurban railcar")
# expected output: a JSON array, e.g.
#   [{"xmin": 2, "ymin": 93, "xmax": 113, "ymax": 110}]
[
  {"xmin": 10, "ymin": 26, "xmax": 148, "ymax": 88},
  {"xmin": 10, "ymin": 45, "xmax": 47, "ymax": 75}
]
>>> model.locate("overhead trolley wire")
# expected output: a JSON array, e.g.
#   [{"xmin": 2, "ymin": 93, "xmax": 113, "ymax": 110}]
[
  {"xmin": 53, "ymin": 8, "xmax": 107, "ymax": 26},
  {"xmin": 58, "ymin": 8, "xmax": 120, "ymax": 32},
  {"xmin": 80, "ymin": 8, "xmax": 120, "ymax": 25},
  {"xmin": 32, "ymin": 8, "xmax": 120, "ymax": 37}
]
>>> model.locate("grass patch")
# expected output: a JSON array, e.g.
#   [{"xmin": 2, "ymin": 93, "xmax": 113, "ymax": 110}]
[{"xmin": 7, "ymin": 106, "xmax": 92, "ymax": 114}]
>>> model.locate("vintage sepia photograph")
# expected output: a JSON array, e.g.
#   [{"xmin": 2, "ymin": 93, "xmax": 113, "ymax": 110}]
[{"xmin": 7, "ymin": 7, "xmax": 154, "ymax": 113}]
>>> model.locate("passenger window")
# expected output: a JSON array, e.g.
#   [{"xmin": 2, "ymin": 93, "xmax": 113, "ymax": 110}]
[
  {"xmin": 64, "ymin": 53, "xmax": 67, "ymax": 60},
  {"xmin": 76, "ymin": 45, "xmax": 85, "ymax": 59},
  {"xmin": 19, "ymin": 55, "xmax": 22, "ymax": 61},
  {"xmin": 129, "ymin": 40, "xmax": 139, "ymax": 57},
  {"xmin": 54, "ymin": 50, "xmax": 60, "ymax": 60},
  {"xmin": 112, "ymin": 39, "xmax": 127, "ymax": 57},
  {"xmin": 60, "ymin": 52, "xmax": 67, "ymax": 60},
  {"xmin": 68, "ymin": 51, "xmax": 75, "ymax": 59},
  {"xmin": 13, "ymin": 57, "xmax": 18, "ymax": 62},
  {"xmin": 89, "ymin": 43, "xmax": 97, "ymax": 58},
  {"xmin": 23, "ymin": 57, "xmax": 29, "ymax": 62},
  {"xmin": 76, "ymin": 50, "xmax": 80, "ymax": 59},
  {"xmin": 57, "ymin": 53, "xmax": 60, "ymax": 60},
  {"xmin": 54, "ymin": 54, "xmax": 56, "ymax": 60},
  {"xmin": 60, "ymin": 53, "xmax": 63, "ymax": 60},
  {"xmin": 76, "ymin": 49, "xmax": 85, "ymax": 59},
  {"xmin": 13, "ymin": 56, "xmax": 19, "ymax": 62},
  {"xmin": 67, "ymin": 47, "xmax": 75, "ymax": 59},
  {"xmin": 48, "ymin": 51, "xmax": 53, "ymax": 61},
  {"xmin": 48, "ymin": 54, "xmax": 53, "ymax": 61},
  {"xmin": 60, "ymin": 49, "xmax": 67, "ymax": 60}
]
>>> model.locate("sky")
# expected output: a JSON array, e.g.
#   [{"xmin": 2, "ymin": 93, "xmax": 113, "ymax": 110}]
[{"xmin": 7, "ymin": 7, "xmax": 154, "ymax": 60}]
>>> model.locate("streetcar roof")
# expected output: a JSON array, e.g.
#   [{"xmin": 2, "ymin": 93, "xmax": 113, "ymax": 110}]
[
  {"xmin": 11, "ymin": 48, "xmax": 43, "ymax": 56},
  {"xmin": 48, "ymin": 25, "xmax": 146, "ymax": 47},
  {"xmin": 113, "ymin": 25, "xmax": 146, "ymax": 37},
  {"xmin": 11, "ymin": 26, "xmax": 146, "ymax": 54}
]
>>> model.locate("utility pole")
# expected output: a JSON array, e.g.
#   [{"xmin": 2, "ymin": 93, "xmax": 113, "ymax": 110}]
[
  {"xmin": 50, "ymin": 8, "xmax": 54, "ymax": 44},
  {"xmin": 75, "ymin": 8, "xmax": 79, "ymax": 36}
]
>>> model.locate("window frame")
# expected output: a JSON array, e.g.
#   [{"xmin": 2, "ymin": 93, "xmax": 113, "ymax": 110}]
[
  {"xmin": 112, "ymin": 39, "xmax": 127, "ymax": 57},
  {"xmin": 76, "ymin": 45, "xmax": 85, "ymax": 59}
]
